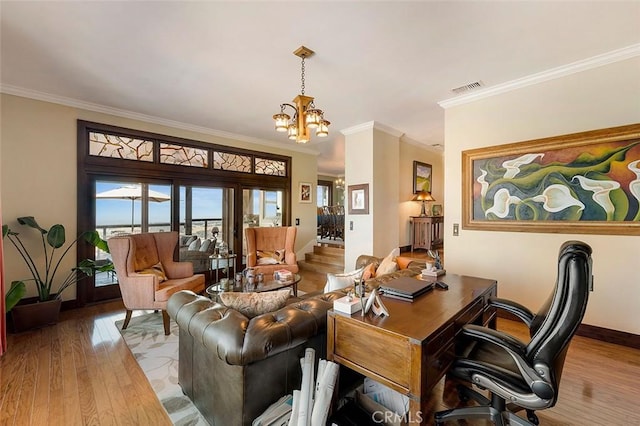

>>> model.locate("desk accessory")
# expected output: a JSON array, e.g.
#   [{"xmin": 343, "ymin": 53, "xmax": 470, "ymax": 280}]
[
  {"xmin": 435, "ymin": 281, "xmax": 449, "ymax": 290},
  {"xmin": 364, "ymin": 288, "xmax": 390, "ymax": 317},
  {"xmin": 333, "ymin": 295, "xmax": 363, "ymax": 314}
]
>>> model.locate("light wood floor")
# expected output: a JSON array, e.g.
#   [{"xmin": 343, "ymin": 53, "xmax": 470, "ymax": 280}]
[{"xmin": 1, "ymin": 258, "xmax": 639, "ymax": 425}]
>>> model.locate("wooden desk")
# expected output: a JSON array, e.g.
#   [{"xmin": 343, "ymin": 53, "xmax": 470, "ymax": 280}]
[{"xmin": 327, "ymin": 274, "xmax": 497, "ymax": 424}]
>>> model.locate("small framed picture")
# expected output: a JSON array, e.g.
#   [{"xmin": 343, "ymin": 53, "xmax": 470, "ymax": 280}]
[
  {"xmin": 432, "ymin": 204, "xmax": 443, "ymax": 216},
  {"xmin": 299, "ymin": 182, "xmax": 312, "ymax": 203},
  {"xmin": 413, "ymin": 161, "xmax": 432, "ymax": 194},
  {"xmin": 348, "ymin": 184, "xmax": 369, "ymax": 215}
]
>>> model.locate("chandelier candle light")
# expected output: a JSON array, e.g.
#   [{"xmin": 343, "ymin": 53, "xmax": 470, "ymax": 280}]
[{"xmin": 273, "ymin": 46, "xmax": 330, "ymax": 144}]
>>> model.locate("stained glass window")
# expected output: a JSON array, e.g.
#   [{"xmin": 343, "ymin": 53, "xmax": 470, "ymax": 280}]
[
  {"xmin": 89, "ymin": 132, "xmax": 154, "ymax": 161},
  {"xmin": 255, "ymin": 158, "xmax": 286, "ymax": 176},
  {"xmin": 213, "ymin": 151, "xmax": 252, "ymax": 173},
  {"xmin": 160, "ymin": 143, "xmax": 208, "ymax": 168}
]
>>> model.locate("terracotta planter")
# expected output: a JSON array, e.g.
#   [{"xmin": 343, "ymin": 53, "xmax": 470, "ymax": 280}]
[{"xmin": 11, "ymin": 298, "xmax": 62, "ymax": 332}]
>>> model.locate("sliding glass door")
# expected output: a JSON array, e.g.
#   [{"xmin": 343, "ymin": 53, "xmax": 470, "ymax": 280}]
[
  {"xmin": 91, "ymin": 179, "xmax": 172, "ymax": 301},
  {"xmin": 178, "ymin": 185, "xmax": 234, "ymax": 275}
]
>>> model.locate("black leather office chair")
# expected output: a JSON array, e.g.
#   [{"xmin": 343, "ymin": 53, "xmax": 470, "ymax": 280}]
[{"xmin": 435, "ymin": 240, "xmax": 593, "ymax": 426}]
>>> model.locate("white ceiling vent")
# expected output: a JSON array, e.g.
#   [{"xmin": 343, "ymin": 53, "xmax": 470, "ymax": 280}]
[{"xmin": 451, "ymin": 81, "xmax": 484, "ymax": 95}]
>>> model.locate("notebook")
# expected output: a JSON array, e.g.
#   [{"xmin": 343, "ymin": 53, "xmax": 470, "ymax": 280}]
[{"xmin": 379, "ymin": 277, "xmax": 434, "ymax": 300}]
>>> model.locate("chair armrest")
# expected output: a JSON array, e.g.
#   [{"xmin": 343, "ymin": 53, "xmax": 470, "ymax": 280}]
[
  {"xmin": 461, "ymin": 324, "xmax": 527, "ymax": 357},
  {"xmin": 489, "ymin": 297, "xmax": 534, "ymax": 327},
  {"xmin": 461, "ymin": 324, "xmax": 554, "ymax": 399},
  {"xmin": 163, "ymin": 260, "xmax": 194, "ymax": 279},
  {"xmin": 120, "ymin": 274, "xmax": 157, "ymax": 308}
]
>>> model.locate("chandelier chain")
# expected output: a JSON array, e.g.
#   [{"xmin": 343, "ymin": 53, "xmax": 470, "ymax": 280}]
[{"xmin": 300, "ymin": 55, "xmax": 305, "ymax": 95}]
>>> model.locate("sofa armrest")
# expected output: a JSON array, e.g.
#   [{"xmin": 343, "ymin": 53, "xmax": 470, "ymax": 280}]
[{"xmin": 168, "ymin": 289, "xmax": 345, "ymax": 365}]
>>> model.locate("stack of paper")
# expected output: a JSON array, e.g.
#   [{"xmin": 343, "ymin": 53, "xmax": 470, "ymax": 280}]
[{"xmin": 421, "ymin": 268, "xmax": 445, "ymax": 278}]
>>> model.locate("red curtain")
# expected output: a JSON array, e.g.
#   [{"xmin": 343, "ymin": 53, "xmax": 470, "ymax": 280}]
[{"xmin": 0, "ymin": 206, "xmax": 6, "ymax": 356}]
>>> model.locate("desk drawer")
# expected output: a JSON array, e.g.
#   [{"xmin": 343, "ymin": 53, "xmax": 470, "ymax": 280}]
[
  {"xmin": 455, "ymin": 298, "xmax": 484, "ymax": 328},
  {"xmin": 333, "ymin": 317, "xmax": 412, "ymax": 388}
]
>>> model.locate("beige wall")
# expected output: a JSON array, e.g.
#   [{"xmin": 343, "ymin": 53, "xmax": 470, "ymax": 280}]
[
  {"xmin": 1, "ymin": 94, "xmax": 318, "ymax": 300},
  {"xmin": 443, "ymin": 57, "xmax": 640, "ymax": 334}
]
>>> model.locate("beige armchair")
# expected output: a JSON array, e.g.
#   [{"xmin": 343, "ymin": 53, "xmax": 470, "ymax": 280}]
[
  {"xmin": 108, "ymin": 231, "xmax": 205, "ymax": 335},
  {"xmin": 245, "ymin": 226, "xmax": 299, "ymax": 275}
]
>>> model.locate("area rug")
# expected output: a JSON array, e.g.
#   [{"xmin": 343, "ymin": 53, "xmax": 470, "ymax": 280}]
[{"xmin": 115, "ymin": 313, "xmax": 208, "ymax": 426}]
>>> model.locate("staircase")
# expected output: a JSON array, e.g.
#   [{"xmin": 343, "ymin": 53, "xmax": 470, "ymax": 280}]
[{"xmin": 298, "ymin": 244, "xmax": 345, "ymax": 274}]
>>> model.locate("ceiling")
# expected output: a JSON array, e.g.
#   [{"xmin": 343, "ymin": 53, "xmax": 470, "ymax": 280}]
[{"xmin": 2, "ymin": 2, "xmax": 639, "ymax": 176}]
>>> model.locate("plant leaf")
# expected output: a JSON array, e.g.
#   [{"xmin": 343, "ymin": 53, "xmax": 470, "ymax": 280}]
[
  {"xmin": 83, "ymin": 231, "xmax": 110, "ymax": 253},
  {"xmin": 17, "ymin": 216, "xmax": 47, "ymax": 234},
  {"xmin": 5, "ymin": 281, "xmax": 26, "ymax": 312},
  {"xmin": 2, "ymin": 224, "xmax": 8, "ymax": 238},
  {"xmin": 47, "ymin": 224, "xmax": 66, "ymax": 248}
]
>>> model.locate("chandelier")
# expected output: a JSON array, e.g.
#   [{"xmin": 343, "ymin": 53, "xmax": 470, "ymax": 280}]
[{"xmin": 273, "ymin": 46, "xmax": 330, "ymax": 144}]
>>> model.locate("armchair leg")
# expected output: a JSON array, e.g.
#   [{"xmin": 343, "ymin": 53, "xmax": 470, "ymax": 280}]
[
  {"xmin": 162, "ymin": 310, "xmax": 171, "ymax": 335},
  {"xmin": 122, "ymin": 309, "xmax": 133, "ymax": 330}
]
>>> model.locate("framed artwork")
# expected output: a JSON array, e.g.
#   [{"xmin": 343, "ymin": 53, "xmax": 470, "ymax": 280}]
[
  {"xmin": 432, "ymin": 204, "xmax": 443, "ymax": 216},
  {"xmin": 299, "ymin": 182, "xmax": 312, "ymax": 204},
  {"xmin": 413, "ymin": 161, "xmax": 432, "ymax": 194},
  {"xmin": 348, "ymin": 183, "xmax": 369, "ymax": 215},
  {"xmin": 462, "ymin": 123, "xmax": 640, "ymax": 235}
]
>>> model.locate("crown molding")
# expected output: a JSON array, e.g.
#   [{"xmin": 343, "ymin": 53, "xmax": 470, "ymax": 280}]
[
  {"xmin": 0, "ymin": 84, "xmax": 320, "ymax": 156},
  {"xmin": 341, "ymin": 121, "xmax": 404, "ymax": 138},
  {"xmin": 400, "ymin": 135, "xmax": 444, "ymax": 153},
  {"xmin": 438, "ymin": 43, "xmax": 640, "ymax": 109}
]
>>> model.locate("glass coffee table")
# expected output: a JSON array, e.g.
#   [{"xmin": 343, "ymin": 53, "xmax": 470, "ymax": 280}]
[{"xmin": 206, "ymin": 273, "xmax": 302, "ymax": 301}]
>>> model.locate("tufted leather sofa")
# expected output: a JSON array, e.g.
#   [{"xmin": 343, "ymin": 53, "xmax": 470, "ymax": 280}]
[{"xmin": 167, "ymin": 289, "xmax": 345, "ymax": 426}]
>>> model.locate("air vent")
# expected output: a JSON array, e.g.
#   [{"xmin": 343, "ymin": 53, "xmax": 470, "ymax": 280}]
[{"xmin": 451, "ymin": 81, "xmax": 484, "ymax": 95}]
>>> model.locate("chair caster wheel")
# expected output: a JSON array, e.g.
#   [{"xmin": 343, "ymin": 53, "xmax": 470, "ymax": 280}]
[{"xmin": 526, "ymin": 410, "xmax": 539, "ymax": 425}]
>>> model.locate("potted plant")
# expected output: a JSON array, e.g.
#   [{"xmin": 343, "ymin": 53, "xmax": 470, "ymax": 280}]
[{"xmin": 2, "ymin": 216, "xmax": 113, "ymax": 332}]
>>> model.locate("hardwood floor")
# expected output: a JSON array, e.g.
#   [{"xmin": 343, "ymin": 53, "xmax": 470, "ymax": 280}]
[{"xmin": 1, "ymin": 260, "xmax": 639, "ymax": 425}]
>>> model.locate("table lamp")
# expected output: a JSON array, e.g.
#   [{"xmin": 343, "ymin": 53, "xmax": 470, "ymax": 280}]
[{"xmin": 412, "ymin": 191, "xmax": 435, "ymax": 217}]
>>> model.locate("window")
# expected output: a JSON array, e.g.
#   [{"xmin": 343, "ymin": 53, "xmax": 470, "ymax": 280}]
[{"xmin": 78, "ymin": 120, "xmax": 292, "ymax": 304}]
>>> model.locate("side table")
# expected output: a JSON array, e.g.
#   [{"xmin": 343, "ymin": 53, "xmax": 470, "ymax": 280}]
[{"xmin": 209, "ymin": 253, "xmax": 237, "ymax": 284}]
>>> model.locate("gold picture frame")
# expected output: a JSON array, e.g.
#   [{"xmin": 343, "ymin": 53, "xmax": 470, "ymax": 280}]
[{"xmin": 462, "ymin": 123, "xmax": 640, "ymax": 235}]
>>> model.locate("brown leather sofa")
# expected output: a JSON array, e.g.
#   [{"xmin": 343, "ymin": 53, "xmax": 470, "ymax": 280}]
[
  {"xmin": 167, "ymin": 289, "xmax": 345, "ymax": 426},
  {"xmin": 355, "ymin": 254, "xmax": 427, "ymax": 289}
]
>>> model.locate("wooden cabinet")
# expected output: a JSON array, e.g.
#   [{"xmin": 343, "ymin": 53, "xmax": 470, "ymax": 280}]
[{"xmin": 411, "ymin": 215, "xmax": 443, "ymax": 251}]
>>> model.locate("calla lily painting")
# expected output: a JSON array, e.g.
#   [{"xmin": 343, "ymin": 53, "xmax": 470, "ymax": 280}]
[{"xmin": 463, "ymin": 124, "xmax": 640, "ymax": 235}]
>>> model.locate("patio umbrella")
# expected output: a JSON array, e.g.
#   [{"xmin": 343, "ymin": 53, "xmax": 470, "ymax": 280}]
[{"xmin": 96, "ymin": 185, "xmax": 171, "ymax": 232}]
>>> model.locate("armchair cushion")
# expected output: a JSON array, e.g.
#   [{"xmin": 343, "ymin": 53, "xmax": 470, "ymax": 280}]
[
  {"xmin": 257, "ymin": 249, "xmax": 285, "ymax": 265},
  {"xmin": 136, "ymin": 261, "xmax": 167, "ymax": 282},
  {"xmin": 219, "ymin": 289, "xmax": 291, "ymax": 318}
]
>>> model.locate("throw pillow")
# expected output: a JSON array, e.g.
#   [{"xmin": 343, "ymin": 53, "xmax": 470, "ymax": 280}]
[
  {"xmin": 395, "ymin": 256, "xmax": 413, "ymax": 270},
  {"xmin": 257, "ymin": 249, "xmax": 285, "ymax": 265},
  {"xmin": 324, "ymin": 267, "xmax": 365, "ymax": 293},
  {"xmin": 376, "ymin": 248, "xmax": 400, "ymax": 276},
  {"xmin": 219, "ymin": 289, "xmax": 291, "ymax": 318},
  {"xmin": 362, "ymin": 262, "xmax": 377, "ymax": 280},
  {"xmin": 200, "ymin": 239, "xmax": 216, "ymax": 253},
  {"xmin": 188, "ymin": 238, "xmax": 201, "ymax": 251},
  {"xmin": 137, "ymin": 262, "xmax": 167, "ymax": 282}
]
